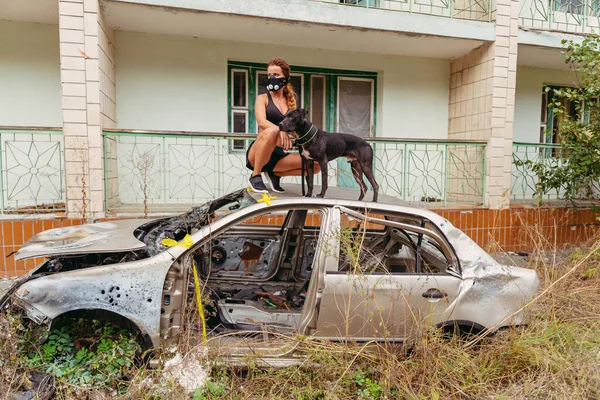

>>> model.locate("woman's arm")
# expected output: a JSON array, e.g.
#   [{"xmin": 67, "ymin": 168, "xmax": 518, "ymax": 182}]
[{"xmin": 255, "ymin": 94, "xmax": 277, "ymax": 132}]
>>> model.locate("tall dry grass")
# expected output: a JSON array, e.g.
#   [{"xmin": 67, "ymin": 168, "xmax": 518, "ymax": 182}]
[{"xmin": 3, "ymin": 224, "xmax": 600, "ymax": 399}]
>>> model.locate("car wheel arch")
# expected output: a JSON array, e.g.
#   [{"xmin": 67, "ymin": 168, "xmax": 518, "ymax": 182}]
[
  {"xmin": 436, "ymin": 320, "xmax": 487, "ymax": 338},
  {"xmin": 50, "ymin": 308, "xmax": 154, "ymax": 350}
]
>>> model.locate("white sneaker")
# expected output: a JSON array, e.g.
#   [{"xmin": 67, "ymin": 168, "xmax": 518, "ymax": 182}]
[{"xmin": 248, "ymin": 174, "xmax": 269, "ymax": 193}]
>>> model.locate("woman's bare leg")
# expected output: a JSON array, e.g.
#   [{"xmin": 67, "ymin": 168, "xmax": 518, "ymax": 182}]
[
  {"xmin": 272, "ymin": 153, "xmax": 321, "ymax": 176},
  {"xmin": 248, "ymin": 126, "xmax": 280, "ymax": 177}
]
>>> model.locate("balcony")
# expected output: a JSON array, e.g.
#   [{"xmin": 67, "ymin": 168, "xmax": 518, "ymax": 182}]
[
  {"xmin": 10, "ymin": 128, "xmax": 600, "ymax": 216},
  {"xmin": 519, "ymin": 0, "xmax": 600, "ymax": 34},
  {"xmin": 301, "ymin": 0, "xmax": 492, "ymax": 21},
  {"xmin": 102, "ymin": 129, "xmax": 487, "ymax": 213},
  {"xmin": 105, "ymin": 0, "xmax": 495, "ymax": 60}
]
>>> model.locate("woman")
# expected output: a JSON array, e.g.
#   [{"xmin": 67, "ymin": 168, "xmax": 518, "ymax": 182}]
[{"xmin": 246, "ymin": 57, "xmax": 320, "ymax": 193}]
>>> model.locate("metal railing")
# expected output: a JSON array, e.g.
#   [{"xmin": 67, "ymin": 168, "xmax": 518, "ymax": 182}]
[
  {"xmin": 312, "ymin": 0, "xmax": 493, "ymax": 21},
  {"xmin": 0, "ymin": 128, "xmax": 65, "ymax": 215},
  {"xmin": 103, "ymin": 129, "xmax": 486, "ymax": 212},
  {"xmin": 519, "ymin": 0, "xmax": 600, "ymax": 34},
  {"xmin": 511, "ymin": 142, "xmax": 567, "ymax": 201}
]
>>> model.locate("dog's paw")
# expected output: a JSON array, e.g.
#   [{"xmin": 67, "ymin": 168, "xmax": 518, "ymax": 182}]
[{"xmin": 316, "ymin": 194, "xmax": 326, "ymax": 198}]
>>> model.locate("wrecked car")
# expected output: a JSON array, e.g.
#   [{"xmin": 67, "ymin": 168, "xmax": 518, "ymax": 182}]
[{"xmin": 1, "ymin": 185, "xmax": 540, "ymax": 363}]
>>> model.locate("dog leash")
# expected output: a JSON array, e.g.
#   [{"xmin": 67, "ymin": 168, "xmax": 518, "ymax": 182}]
[
  {"xmin": 293, "ymin": 124, "xmax": 317, "ymax": 196},
  {"xmin": 298, "ymin": 144, "xmax": 306, "ymax": 196}
]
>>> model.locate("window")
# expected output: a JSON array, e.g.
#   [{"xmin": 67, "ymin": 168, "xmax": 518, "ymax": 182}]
[
  {"xmin": 310, "ymin": 75, "xmax": 326, "ymax": 129},
  {"xmin": 230, "ymin": 70, "xmax": 249, "ymax": 151},
  {"xmin": 541, "ymin": 85, "xmax": 596, "ymax": 145},
  {"xmin": 194, "ymin": 208, "xmax": 324, "ymax": 281},
  {"xmin": 335, "ymin": 207, "xmax": 458, "ymax": 276},
  {"xmin": 227, "ymin": 61, "xmax": 377, "ymax": 156}
]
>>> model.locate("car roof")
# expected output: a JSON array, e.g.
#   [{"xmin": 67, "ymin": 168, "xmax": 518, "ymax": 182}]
[
  {"xmin": 250, "ymin": 184, "xmax": 414, "ymax": 207},
  {"xmin": 244, "ymin": 184, "xmax": 450, "ymax": 224}
]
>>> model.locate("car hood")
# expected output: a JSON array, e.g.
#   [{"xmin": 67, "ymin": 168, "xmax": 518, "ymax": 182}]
[{"xmin": 13, "ymin": 220, "xmax": 153, "ymax": 261}]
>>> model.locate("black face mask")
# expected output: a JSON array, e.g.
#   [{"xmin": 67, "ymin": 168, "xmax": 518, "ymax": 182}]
[{"xmin": 266, "ymin": 75, "xmax": 287, "ymax": 92}]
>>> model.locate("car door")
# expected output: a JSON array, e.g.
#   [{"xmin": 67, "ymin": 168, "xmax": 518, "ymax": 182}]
[
  {"xmin": 314, "ymin": 206, "xmax": 463, "ymax": 342},
  {"xmin": 180, "ymin": 205, "xmax": 336, "ymax": 359}
]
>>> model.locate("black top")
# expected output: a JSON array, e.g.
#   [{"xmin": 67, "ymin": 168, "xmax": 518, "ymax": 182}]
[{"xmin": 266, "ymin": 92, "xmax": 285, "ymax": 126}]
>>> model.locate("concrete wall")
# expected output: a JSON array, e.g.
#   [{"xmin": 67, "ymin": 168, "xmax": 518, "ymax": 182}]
[
  {"xmin": 0, "ymin": 21, "xmax": 62, "ymax": 127},
  {"xmin": 513, "ymin": 66, "xmax": 575, "ymax": 143},
  {"xmin": 115, "ymin": 31, "xmax": 450, "ymax": 139}
]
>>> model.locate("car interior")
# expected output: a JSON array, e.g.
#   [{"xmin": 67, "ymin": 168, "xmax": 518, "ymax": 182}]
[
  {"xmin": 190, "ymin": 207, "xmax": 325, "ymax": 334},
  {"xmin": 336, "ymin": 209, "xmax": 453, "ymax": 276},
  {"xmin": 181, "ymin": 205, "xmax": 456, "ymax": 339}
]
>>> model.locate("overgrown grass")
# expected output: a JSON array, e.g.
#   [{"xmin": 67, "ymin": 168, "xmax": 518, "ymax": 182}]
[{"xmin": 3, "ymin": 243, "xmax": 600, "ymax": 399}]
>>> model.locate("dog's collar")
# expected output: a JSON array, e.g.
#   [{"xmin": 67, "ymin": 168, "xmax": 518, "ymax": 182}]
[{"xmin": 294, "ymin": 124, "xmax": 317, "ymax": 146}]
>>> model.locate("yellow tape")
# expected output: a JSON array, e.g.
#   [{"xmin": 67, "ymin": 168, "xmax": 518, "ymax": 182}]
[
  {"xmin": 256, "ymin": 192, "xmax": 278, "ymax": 206},
  {"xmin": 162, "ymin": 234, "xmax": 207, "ymax": 344},
  {"xmin": 191, "ymin": 260, "xmax": 207, "ymax": 344},
  {"xmin": 162, "ymin": 234, "xmax": 194, "ymax": 249}
]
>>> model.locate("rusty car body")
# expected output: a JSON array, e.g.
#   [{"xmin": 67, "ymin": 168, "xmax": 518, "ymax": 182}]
[{"xmin": 1, "ymin": 185, "xmax": 540, "ymax": 363}]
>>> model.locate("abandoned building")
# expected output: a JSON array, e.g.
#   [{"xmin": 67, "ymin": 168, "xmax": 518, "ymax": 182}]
[{"xmin": 1, "ymin": 0, "xmax": 599, "ymax": 277}]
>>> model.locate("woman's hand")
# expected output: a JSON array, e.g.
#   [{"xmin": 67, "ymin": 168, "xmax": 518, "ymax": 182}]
[{"xmin": 279, "ymin": 130, "xmax": 293, "ymax": 151}]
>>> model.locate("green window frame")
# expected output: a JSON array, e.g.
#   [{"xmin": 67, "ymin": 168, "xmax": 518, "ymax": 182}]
[
  {"xmin": 541, "ymin": 84, "xmax": 596, "ymax": 156},
  {"xmin": 227, "ymin": 61, "xmax": 378, "ymax": 153}
]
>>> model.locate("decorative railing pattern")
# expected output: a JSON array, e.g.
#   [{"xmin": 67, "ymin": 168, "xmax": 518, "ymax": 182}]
[
  {"xmin": 0, "ymin": 128, "xmax": 64, "ymax": 215},
  {"xmin": 511, "ymin": 142, "xmax": 567, "ymax": 201},
  {"xmin": 103, "ymin": 130, "xmax": 486, "ymax": 212},
  {"xmin": 312, "ymin": 0, "xmax": 492, "ymax": 21},
  {"xmin": 519, "ymin": 0, "xmax": 600, "ymax": 34}
]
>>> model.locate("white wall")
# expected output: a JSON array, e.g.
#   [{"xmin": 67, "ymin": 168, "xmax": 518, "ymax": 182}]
[
  {"xmin": 513, "ymin": 66, "xmax": 575, "ymax": 143},
  {"xmin": 115, "ymin": 31, "xmax": 450, "ymax": 139},
  {"xmin": 0, "ymin": 21, "xmax": 62, "ymax": 127}
]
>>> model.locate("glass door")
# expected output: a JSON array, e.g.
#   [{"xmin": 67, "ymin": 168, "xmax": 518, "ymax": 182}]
[{"xmin": 336, "ymin": 77, "xmax": 374, "ymax": 188}]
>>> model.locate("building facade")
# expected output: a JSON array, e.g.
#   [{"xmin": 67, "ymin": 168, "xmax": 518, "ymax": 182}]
[{"xmin": 1, "ymin": 0, "xmax": 599, "ymax": 275}]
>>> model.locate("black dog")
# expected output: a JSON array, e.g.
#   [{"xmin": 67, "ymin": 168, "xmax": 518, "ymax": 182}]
[{"xmin": 279, "ymin": 108, "xmax": 379, "ymax": 202}]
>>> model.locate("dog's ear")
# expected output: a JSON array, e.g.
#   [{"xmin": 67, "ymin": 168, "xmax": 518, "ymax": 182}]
[{"xmin": 299, "ymin": 108, "xmax": 308, "ymax": 118}]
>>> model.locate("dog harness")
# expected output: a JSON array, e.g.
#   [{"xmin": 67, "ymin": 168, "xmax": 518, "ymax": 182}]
[{"xmin": 294, "ymin": 124, "xmax": 318, "ymax": 146}]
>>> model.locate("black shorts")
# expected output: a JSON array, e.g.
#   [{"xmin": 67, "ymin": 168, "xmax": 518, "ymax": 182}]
[{"xmin": 245, "ymin": 141, "xmax": 290, "ymax": 173}]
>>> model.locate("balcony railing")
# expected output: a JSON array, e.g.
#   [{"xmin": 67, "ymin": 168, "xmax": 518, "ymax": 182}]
[
  {"xmin": 512, "ymin": 141, "xmax": 600, "ymax": 203},
  {"xmin": 312, "ymin": 0, "xmax": 493, "ymax": 21},
  {"xmin": 519, "ymin": 0, "xmax": 600, "ymax": 34},
  {"xmin": 511, "ymin": 142, "xmax": 567, "ymax": 201},
  {"xmin": 0, "ymin": 127, "xmax": 65, "ymax": 215},
  {"xmin": 103, "ymin": 129, "xmax": 487, "ymax": 213}
]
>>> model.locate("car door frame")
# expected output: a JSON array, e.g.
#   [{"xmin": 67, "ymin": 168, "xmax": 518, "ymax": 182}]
[
  {"xmin": 173, "ymin": 203, "xmax": 337, "ymax": 358},
  {"xmin": 312, "ymin": 205, "xmax": 464, "ymax": 342}
]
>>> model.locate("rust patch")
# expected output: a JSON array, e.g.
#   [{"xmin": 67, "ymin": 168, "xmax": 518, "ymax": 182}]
[{"xmin": 239, "ymin": 241, "xmax": 264, "ymax": 275}]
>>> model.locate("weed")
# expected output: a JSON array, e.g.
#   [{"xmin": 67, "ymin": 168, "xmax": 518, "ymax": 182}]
[
  {"xmin": 193, "ymin": 379, "xmax": 228, "ymax": 399},
  {"xmin": 18, "ymin": 318, "xmax": 141, "ymax": 394}
]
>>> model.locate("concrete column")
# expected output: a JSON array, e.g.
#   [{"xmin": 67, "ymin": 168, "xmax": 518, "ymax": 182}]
[
  {"xmin": 59, "ymin": 0, "xmax": 115, "ymax": 220},
  {"xmin": 448, "ymin": 0, "xmax": 519, "ymax": 209},
  {"xmin": 488, "ymin": 0, "xmax": 519, "ymax": 210}
]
